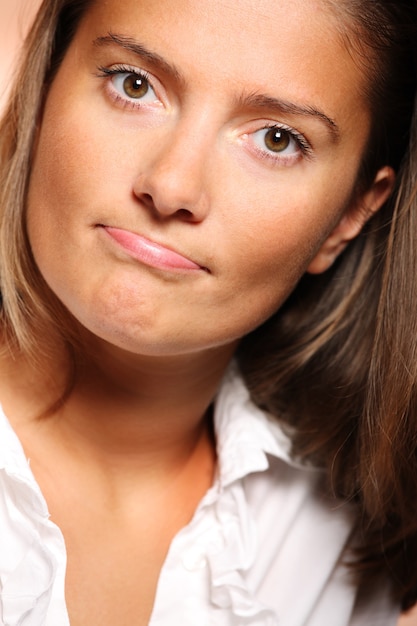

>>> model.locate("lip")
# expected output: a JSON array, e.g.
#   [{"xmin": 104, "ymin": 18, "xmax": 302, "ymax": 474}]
[{"xmin": 101, "ymin": 226, "xmax": 206, "ymax": 272}]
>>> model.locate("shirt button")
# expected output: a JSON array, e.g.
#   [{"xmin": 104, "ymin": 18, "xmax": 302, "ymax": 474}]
[{"xmin": 182, "ymin": 547, "xmax": 207, "ymax": 571}]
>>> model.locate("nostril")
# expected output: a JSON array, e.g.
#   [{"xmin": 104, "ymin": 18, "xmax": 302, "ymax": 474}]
[
  {"xmin": 141, "ymin": 192, "xmax": 154, "ymax": 207},
  {"xmin": 176, "ymin": 208, "xmax": 195, "ymax": 220},
  {"xmin": 132, "ymin": 170, "xmax": 207, "ymax": 221},
  {"xmin": 134, "ymin": 189, "xmax": 197, "ymax": 222}
]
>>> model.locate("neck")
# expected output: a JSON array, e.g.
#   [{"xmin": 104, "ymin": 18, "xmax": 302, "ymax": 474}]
[
  {"xmin": 0, "ymin": 334, "xmax": 237, "ymax": 475},
  {"xmin": 69, "ymin": 339, "xmax": 234, "ymax": 458}
]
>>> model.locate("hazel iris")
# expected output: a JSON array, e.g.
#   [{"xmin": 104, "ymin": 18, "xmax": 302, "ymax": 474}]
[
  {"xmin": 264, "ymin": 128, "xmax": 291, "ymax": 152},
  {"xmin": 123, "ymin": 74, "xmax": 149, "ymax": 99}
]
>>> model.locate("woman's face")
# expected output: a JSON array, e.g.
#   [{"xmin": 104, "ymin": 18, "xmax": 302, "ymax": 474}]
[{"xmin": 27, "ymin": 0, "xmax": 390, "ymax": 357}]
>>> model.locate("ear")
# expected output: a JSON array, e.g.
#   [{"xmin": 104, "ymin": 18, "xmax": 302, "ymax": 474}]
[{"xmin": 307, "ymin": 166, "xmax": 395, "ymax": 275}]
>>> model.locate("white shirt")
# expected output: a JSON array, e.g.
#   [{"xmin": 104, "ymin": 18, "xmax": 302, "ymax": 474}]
[{"xmin": 0, "ymin": 365, "xmax": 398, "ymax": 626}]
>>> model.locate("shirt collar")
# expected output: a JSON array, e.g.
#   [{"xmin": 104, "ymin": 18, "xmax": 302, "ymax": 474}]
[{"xmin": 213, "ymin": 362, "xmax": 317, "ymax": 488}]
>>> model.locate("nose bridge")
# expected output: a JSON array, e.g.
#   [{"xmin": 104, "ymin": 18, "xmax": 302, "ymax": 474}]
[{"xmin": 136, "ymin": 106, "xmax": 215, "ymax": 218}]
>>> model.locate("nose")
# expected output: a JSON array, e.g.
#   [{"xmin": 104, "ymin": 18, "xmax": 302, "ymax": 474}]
[{"xmin": 133, "ymin": 119, "xmax": 212, "ymax": 223}]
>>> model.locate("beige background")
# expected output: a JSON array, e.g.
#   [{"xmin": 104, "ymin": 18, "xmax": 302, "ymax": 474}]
[{"xmin": 0, "ymin": 0, "xmax": 41, "ymax": 109}]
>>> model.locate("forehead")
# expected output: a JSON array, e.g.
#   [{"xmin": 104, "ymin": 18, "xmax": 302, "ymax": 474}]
[
  {"xmin": 66, "ymin": 0, "xmax": 369, "ymax": 138},
  {"xmin": 77, "ymin": 0, "xmax": 359, "ymax": 84}
]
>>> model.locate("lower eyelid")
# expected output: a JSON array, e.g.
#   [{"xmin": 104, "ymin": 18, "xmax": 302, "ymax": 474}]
[
  {"xmin": 106, "ymin": 87, "xmax": 137, "ymax": 109},
  {"xmin": 253, "ymin": 145, "xmax": 303, "ymax": 166}
]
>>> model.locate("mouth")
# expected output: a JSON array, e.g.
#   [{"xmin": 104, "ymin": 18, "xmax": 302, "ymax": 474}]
[{"xmin": 99, "ymin": 225, "xmax": 208, "ymax": 273}]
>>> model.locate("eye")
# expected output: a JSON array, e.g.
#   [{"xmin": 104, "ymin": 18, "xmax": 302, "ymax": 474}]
[
  {"xmin": 252, "ymin": 126, "xmax": 300, "ymax": 156},
  {"xmin": 97, "ymin": 65, "xmax": 161, "ymax": 107}
]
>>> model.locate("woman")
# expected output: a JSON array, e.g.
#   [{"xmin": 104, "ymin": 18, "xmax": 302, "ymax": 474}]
[{"xmin": 0, "ymin": 0, "xmax": 415, "ymax": 624}]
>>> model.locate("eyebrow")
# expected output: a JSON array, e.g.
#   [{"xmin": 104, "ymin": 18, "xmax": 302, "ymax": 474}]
[
  {"xmin": 94, "ymin": 32, "xmax": 340, "ymax": 142},
  {"xmin": 94, "ymin": 33, "xmax": 183, "ymax": 83},
  {"xmin": 239, "ymin": 93, "xmax": 340, "ymax": 142}
]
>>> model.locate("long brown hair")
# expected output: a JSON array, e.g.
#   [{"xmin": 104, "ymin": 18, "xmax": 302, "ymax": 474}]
[
  {"xmin": 239, "ymin": 0, "xmax": 417, "ymax": 608},
  {"xmin": 1, "ymin": 0, "xmax": 417, "ymax": 607}
]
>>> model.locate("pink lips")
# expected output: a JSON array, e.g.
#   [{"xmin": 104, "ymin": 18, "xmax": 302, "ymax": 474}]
[{"xmin": 103, "ymin": 226, "xmax": 203, "ymax": 272}]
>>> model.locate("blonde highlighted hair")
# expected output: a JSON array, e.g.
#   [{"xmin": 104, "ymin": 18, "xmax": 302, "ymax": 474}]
[{"xmin": 0, "ymin": 0, "xmax": 92, "ymax": 361}]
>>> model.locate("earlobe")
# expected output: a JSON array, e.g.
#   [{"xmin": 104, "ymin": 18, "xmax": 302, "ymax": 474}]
[{"xmin": 307, "ymin": 165, "xmax": 395, "ymax": 275}]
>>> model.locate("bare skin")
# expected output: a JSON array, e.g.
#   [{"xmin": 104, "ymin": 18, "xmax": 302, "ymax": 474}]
[
  {"xmin": 398, "ymin": 607, "xmax": 417, "ymax": 625},
  {"xmin": 0, "ymin": 336, "xmax": 231, "ymax": 625}
]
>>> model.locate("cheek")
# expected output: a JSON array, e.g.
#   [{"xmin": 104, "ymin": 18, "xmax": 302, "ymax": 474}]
[
  {"xmin": 210, "ymin": 218, "xmax": 325, "ymax": 335},
  {"xmin": 29, "ymin": 80, "xmax": 140, "ymax": 206},
  {"xmin": 26, "ymin": 109, "xmax": 132, "ymax": 269},
  {"xmin": 29, "ymin": 125, "xmax": 107, "ymax": 209},
  {"xmin": 223, "ymin": 190, "xmax": 336, "ymax": 282},
  {"xmin": 212, "ymin": 176, "xmax": 352, "ymax": 333}
]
